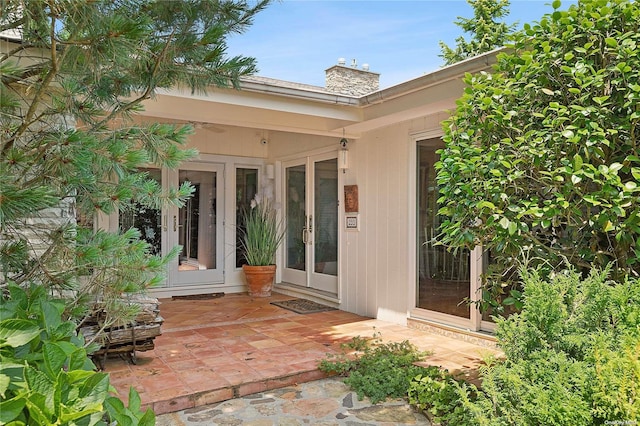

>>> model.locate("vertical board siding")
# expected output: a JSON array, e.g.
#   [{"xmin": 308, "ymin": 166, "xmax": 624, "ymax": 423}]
[{"xmin": 340, "ymin": 113, "xmax": 445, "ymax": 323}]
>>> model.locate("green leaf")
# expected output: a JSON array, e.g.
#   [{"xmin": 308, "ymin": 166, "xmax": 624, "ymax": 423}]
[
  {"xmin": 58, "ymin": 405, "xmax": 105, "ymax": 424},
  {"xmin": 0, "ymin": 373, "xmax": 9, "ymax": 398},
  {"xmin": 24, "ymin": 393, "xmax": 50, "ymax": 425},
  {"xmin": 0, "ymin": 396, "xmax": 26, "ymax": 424},
  {"xmin": 40, "ymin": 300, "xmax": 63, "ymax": 331},
  {"xmin": 476, "ymin": 201, "xmax": 496, "ymax": 210},
  {"xmin": 541, "ymin": 88, "xmax": 555, "ymax": 96},
  {"xmin": 104, "ymin": 396, "xmax": 130, "ymax": 425},
  {"xmin": 583, "ymin": 196, "xmax": 601, "ymax": 206},
  {"xmin": 69, "ymin": 347, "xmax": 91, "ymax": 371},
  {"xmin": 79, "ymin": 373, "xmax": 110, "ymax": 406},
  {"xmin": 631, "ymin": 167, "xmax": 640, "ymax": 180},
  {"xmin": 609, "ymin": 162, "xmax": 623, "ymax": 173},
  {"xmin": 128, "ymin": 387, "xmax": 142, "ymax": 413},
  {"xmin": 0, "ymin": 319, "xmax": 41, "ymax": 348},
  {"xmin": 573, "ymin": 154, "xmax": 583, "ymax": 171},
  {"xmin": 508, "ymin": 221, "xmax": 518, "ymax": 235},
  {"xmin": 593, "ymin": 96, "xmax": 610, "ymax": 105},
  {"xmin": 43, "ymin": 342, "xmax": 68, "ymax": 378},
  {"xmin": 562, "ymin": 129, "xmax": 574, "ymax": 138},
  {"xmin": 139, "ymin": 409, "xmax": 156, "ymax": 426},
  {"xmin": 605, "ymin": 37, "xmax": 618, "ymax": 48},
  {"xmin": 509, "ymin": 290, "xmax": 522, "ymax": 298},
  {"xmin": 24, "ymin": 368, "xmax": 55, "ymax": 415},
  {"xmin": 499, "ymin": 217, "xmax": 510, "ymax": 229}
]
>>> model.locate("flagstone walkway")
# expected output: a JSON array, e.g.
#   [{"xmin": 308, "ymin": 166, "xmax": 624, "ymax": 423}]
[{"xmin": 157, "ymin": 376, "xmax": 432, "ymax": 425}]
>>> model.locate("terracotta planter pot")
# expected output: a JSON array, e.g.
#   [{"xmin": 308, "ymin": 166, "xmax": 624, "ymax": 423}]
[{"xmin": 242, "ymin": 264, "xmax": 276, "ymax": 297}]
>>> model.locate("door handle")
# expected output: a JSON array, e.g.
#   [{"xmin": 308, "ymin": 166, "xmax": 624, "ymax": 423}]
[
  {"xmin": 173, "ymin": 216, "xmax": 177, "ymax": 232},
  {"xmin": 302, "ymin": 227, "xmax": 308, "ymax": 244}
]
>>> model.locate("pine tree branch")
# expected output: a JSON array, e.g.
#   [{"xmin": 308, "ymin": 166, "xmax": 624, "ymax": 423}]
[
  {"xmin": 1, "ymin": 8, "xmax": 63, "ymax": 157},
  {"xmin": 94, "ymin": 29, "xmax": 177, "ymax": 131}
]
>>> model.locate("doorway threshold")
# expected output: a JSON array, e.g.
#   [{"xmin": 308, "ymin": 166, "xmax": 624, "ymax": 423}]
[
  {"xmin": 274, "ymin": 282, "xmax": 339, "ymax": 307},
  {"xmin": 407, "ymin": 317, "xmax": 497, "ymax": 349}
]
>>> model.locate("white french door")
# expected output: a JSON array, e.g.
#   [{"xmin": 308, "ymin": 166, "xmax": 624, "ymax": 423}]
[
  {"xmin": 120, "ymin": 163, "xmax": 224, "ymax": 288},
  {"xmin": 168, "ymin": 162, "xmax": 224, "ymax": 286},
  {"xmin": 282, "ymin": 153, "xmax": 339, "ymax": 294}
]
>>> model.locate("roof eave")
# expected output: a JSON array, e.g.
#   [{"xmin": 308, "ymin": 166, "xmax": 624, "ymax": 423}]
[
  {"xmin": 359, "ymin": 48, "xmax": 502, "ymax": 106},
  {"xmin": 238, "ymin": 79, "xmax": 359, "ymax": 106},
  {"xmin": 235, "ymin": 48, "xmax": 503, "ymax": 107}
]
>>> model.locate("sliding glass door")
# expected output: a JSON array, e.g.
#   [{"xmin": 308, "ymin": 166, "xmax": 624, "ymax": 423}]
[{"xmin": 416, "ymin": 139, "xmax": 471, "ymax": 319}]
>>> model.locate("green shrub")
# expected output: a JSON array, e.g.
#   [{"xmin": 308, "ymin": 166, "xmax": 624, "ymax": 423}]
[
  {"xmin": 408, "ymin": 367, "xmax": 476, "ymax": 426},
  {"xmin": 456, "ymin": 268, "xmax": 640, "ymax": 425},
  {"xmin": 437, "ymin": 0, "xmax": 640, "ymax": 310},
  {"xmin": 0, "ymin": 283, "xmax": 154, "ymax": 426},
  {"xmin": 319, "ymin": 333, "xmax": 431, "ymax": 404},
  {"xmin": 590, "ymin": 336, "xmax": 640, "ymax": 420}
]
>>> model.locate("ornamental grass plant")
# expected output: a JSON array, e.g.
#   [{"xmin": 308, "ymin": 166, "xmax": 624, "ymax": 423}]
[{"xmin": 239, "ymin": 195, "xmax": 285, "ymax": 266}]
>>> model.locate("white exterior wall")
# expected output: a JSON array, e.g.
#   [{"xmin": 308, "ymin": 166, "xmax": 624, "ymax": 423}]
[
  {"xmin": 252, "ymin": 113, "xmax": 451, "ymax": 325},
  {"xmin": 340, "ymin": 112, "xmax": 449, "ymax": 324}
]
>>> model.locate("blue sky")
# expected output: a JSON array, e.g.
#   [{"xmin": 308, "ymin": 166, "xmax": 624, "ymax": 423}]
[{"xmin": 227, "ymin": 0, "xmax": 577, "ymax": 89}]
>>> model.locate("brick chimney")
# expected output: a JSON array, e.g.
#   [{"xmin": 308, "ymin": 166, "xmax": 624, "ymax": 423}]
[{"xmin": 325, "ymin": 58, "xmax": 380, "ymax": 96}]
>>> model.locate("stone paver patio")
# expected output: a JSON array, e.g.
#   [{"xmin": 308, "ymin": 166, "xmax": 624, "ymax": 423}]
[{"xmin": 103, "ymin": 293, "xmax": 499, "ymax": 415}]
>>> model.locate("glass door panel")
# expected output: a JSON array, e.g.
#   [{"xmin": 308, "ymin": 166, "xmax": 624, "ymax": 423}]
[
  {"xmin": 172, "ymin": 163, "xmax": 224, "ymax": 285},
  {"xmin": 236, "ymin": 168, "xmax": 258, "ymax": 268},
  {"xmin": 178, "ymin": 170, "xmax": 216, "ymax": 271},
  {"xmin": 313, "ymin": 159, "xmax": 338, "ymax": 277},
  {"xmin": 119, "ymin": 168, "xmax": 162, "ymax": 256},
  {"xmin": 417, "ymin": 140, "xmax": 470, "ymax": 318},
  {"xmin": 286, "ymin": 164, "xmax": 307, "ymax": 271}
]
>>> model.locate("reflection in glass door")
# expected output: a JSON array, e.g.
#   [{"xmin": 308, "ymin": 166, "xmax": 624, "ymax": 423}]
[{"xmin": 283, "ymin": 155, "xmax": 338, "ymax": 294}]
